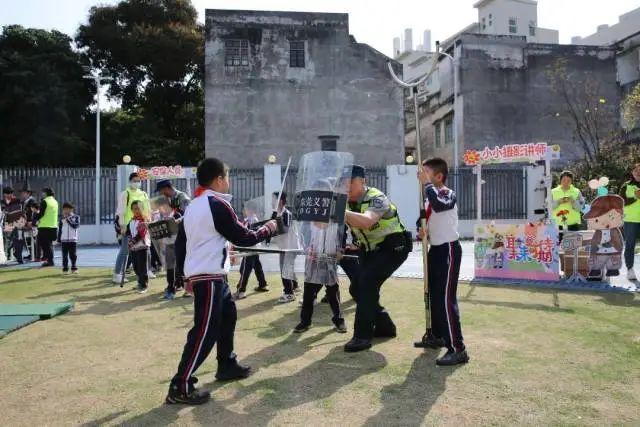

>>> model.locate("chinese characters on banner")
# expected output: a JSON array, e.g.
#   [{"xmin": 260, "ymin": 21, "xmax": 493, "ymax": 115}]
[
  {"xmin": 137, "ymin": 165, "xmax": 185, "ymax": 180},
  {"xmin": 464, "ymin": 143, "xmax": 561, "ymax": 166},
  {"xmin": 295, "ymin": 190, "xmax": 334, "ymax": 222},
  {"xmin": 474, "ymin": 222, "xmax": 560, "ymax": 281}
]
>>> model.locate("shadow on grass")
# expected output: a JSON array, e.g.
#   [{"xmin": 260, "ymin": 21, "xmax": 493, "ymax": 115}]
[
  {"xmin": 598, "ymin": 292, "xmax": 640, "ymax": 307},
  {"xmin": 461, "ymin": 298, "xmax": 574, "ymax": 313},
  {"xmin": 119, "ymin": 348, "xmax": 387, "ymax": 426},
  {"xmin": 363, "ymin": 351, "xmax": 461, "ymax": 426}
]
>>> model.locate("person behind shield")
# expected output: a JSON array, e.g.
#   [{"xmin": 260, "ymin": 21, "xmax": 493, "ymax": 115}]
[
  {"xmin": 343, "ymin": 165, "xmax": 412, "ymax": 353},
  {"xmin": 273, "ymin": 191, "xmax": 300, "ymax": 303},
  {"xmin": 294, "ymin": 179, "xmax": 347, "ymax": 334},
  {"xmin": 113, "ymin": 172, "xmax": 150, "ymax": 284}
]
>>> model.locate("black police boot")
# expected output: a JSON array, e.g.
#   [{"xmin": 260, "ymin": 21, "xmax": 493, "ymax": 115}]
[
  {"xmin": 294, "ymin": 322, "xmax": 310, "ymax": 333},
  {"xmin": 215, "ymin": 356, "xmax": 251, "ymax": 381},
  {"xmin": 414, "ymin": 330, "xmax": 446, "ymax": 349},
  {"xmin": 436, "ymin": 350, "xmax": 470, "ymax": 366},
  {"xmin": 165, "ymin": 381, "xmax": 210, "ymax": 405},
  {"xmin": 373, "ymin": 311, "xmax": 397, "ymax": 338},
  {"xmin": 344, "ymin": 337, "xmax": 372, "ymax": 353}
]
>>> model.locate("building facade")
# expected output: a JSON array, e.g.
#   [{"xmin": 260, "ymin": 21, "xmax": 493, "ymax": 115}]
[
  {"xmin": 573, "ymin": 8, "xmax": 640, "ymax": 46},
  {"xmin": 405, "ymin": 34, "xmax": 621, "ymax": 165},
  {"xmin": 204, "ymin": 10, "xmax": 405, "ymax": 168}
]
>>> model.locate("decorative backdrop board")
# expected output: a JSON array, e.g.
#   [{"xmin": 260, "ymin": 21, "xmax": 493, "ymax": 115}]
[{"xmin": 474, "ymin": 222, "xmax": 560, "ymax": 281}]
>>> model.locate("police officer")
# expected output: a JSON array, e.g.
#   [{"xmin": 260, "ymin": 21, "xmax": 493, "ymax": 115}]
[{"xmin": 344, "ymin": 165, "xmax": 412, "ymax": 353}]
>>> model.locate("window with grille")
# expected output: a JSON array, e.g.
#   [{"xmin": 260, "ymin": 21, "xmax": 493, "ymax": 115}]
[
  {"xmin": 224, "ymin": 39, "xmax": 249, "ymax": 67},
  {"xmin": 509, "ymin": 17, "xmax": 517, "ymax": 34},
  {"xmin": 444, "ymin": 116, "xmax": 454, "ymax": 144},
  {"xmin": 289, "ymin": 41, "xmax": 305, "ymax": 68},
  {"xmin": 435, "ymin": 122, "xmax": 442, "ymax": 148},
  {"xmin": 529, "ymin": 21, "xmax": 537, "ymax": 36}
]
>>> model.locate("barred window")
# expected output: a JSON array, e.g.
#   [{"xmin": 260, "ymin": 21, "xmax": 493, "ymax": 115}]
[
  {"xmin": 444, "ymin": 116, "xmax": 454, "ymax": 145},
  {"xmin": 509, "ymin": 17, "xmax": 517, "ymax": 34},
  {"xmin": 435, "ymin": 122, "xmax": 442, "ymax": 148},
  {"xmin": 224, "ymin": 39, "xmax": 249, "ymax": 67},
  {"xmin": 289, "ymin": 41, "xmax": 305, "ymax": 68}
]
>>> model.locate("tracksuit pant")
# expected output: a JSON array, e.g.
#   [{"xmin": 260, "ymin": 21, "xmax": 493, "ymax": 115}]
[
  {"xmin": 61, "ymin": 242, "xmax": 77, "ymax": 271},
  {"xmin": 280, "ymin": 253, "xmax": 298, "ymax": 295},
  {"xmin": 353, "ymin": 247, "xmax": 408, "ymax": 340},
  {"xmin": 171, "ymin": 276, "xmax": 236, "ymax": 394},
  {"xmin": 131, "ymin": 248, "xmax": 149, "ymax": 290},
  {"xmin": 300, "ymin": 283, "xmax": 342, "ymax": 326},
  {"xmin": 623, "ymin": 222, "xmax": 640, "ymax": 269},
  {"xmin": 428, "ymin": 240, "xmax": 465, "ymax": 353},
  {"xmin": 237, "ymin": 255, "xmax": 267, "ymax": 292}
]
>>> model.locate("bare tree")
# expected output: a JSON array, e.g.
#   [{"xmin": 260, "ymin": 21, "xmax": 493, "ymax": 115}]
[{"xmin": 547, "ymin": 58, "xmax": 617, "ymax": 165}]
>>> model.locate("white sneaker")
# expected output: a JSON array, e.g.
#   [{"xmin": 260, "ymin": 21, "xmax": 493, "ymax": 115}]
[
  {"xmin": 234, "ymin": 291, "xmax": 247, "ymax": 300},
  {"xmin": 627, "ymin": 268, "xmax": 637, "ymax": 281},
  {"xmin": 137, "ymin": 287, "xmax": 148, "ymax": 294},
  {"xmin": 112, "ymin": 274, "xmax": 128, "ymax": 284},
  {"xmin": 148, "ymin": 271, "xmax": 156, "ymax": 279},
  {"xmin": 277, "ymin": 293, "xmax": 296, "ymax": 304}
]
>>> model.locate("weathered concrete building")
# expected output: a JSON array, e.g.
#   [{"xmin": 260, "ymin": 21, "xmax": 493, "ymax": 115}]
[
  {"xmin": 405, "ymin": 34, "xmax": 621, "ymax": 165},
  {"xmin": 204, "ymin": 10, "xmax": 404, "ymax": 168}
]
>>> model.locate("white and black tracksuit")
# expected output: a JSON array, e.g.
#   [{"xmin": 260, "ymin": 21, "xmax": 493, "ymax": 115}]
[
  {"xmin": 423, "ymin": 184, "xmax": 465, "ymax": 353},
  {"xmin": 170, "ymin": 189, "xmax": 274, "ymax": 394},
  {"xmin": 57, "ymin": 214, "xmax": 80, "ymax": 272}
]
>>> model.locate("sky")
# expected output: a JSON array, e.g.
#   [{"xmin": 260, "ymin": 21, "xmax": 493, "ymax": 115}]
[{"xmin": 2, "ymin": 0, "xmax": 639, "ymax": 56}]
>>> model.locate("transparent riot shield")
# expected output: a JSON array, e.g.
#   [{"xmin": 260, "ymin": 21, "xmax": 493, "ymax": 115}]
[
  {"xmin": 148, "ymin": 196, "xmax": 179, "ymax": 270},
  {"xmin": 242, "ymin": 196, "xmax": 267, "ymax": 225},
  {"xmin": 281, "ymin": 151, "xmax": 354, "ymax": 285}
]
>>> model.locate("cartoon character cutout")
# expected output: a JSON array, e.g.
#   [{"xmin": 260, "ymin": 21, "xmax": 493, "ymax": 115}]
[{"xmin": 583, "ymin": 194, "xmax": 624, "ymax": 278}]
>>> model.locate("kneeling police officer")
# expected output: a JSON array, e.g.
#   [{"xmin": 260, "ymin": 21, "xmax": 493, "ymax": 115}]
[{"xmin": 344, "ymin": 165, "xmax": 412, "ymax": 352}]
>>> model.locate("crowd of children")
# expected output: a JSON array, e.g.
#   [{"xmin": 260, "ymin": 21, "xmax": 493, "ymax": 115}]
[{"xmin": 1, "ymin": 186, "xmax": 81, "ymax": 273}]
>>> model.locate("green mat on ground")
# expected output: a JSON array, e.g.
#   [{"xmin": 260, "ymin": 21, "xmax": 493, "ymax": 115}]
[
  {"xmin": 0, "ymin": 302, "xmax": 74, "ymax": 319},
  {"xmin": 0, "ymin": 315, "xmax": 40, "ymax": 337}
]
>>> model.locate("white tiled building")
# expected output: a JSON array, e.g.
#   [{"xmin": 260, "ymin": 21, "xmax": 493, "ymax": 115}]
[{"xmin": 475, "ymin": 0, "xmax": 558, "ymax": 44}]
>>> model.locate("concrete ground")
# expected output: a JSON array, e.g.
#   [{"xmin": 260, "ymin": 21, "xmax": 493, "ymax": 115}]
[{"xmin": 2, "ymin": 242, "xmax": 638, "ymax": 292}]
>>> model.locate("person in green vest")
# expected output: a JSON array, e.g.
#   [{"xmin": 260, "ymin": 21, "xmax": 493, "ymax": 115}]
[
  {"xmin": 112, "ymin": 172, "xmax": 150, "ymax": 283},
  {"xmin": 343, "ymin": 165, "xmax": 412, "ymax": 353},
  {"xmin": 619, "ymin": 163, "xmax": 640, "ymax": 281},
  {"xmin": 37, "ymin": 187, "xmax": 59, "ymax": 267},
  {"xmin": 551, "ymin": 170, "xmax": 584, "ymax": 239}
]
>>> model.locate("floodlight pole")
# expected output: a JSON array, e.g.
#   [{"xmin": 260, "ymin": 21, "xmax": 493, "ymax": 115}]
[{"xmin": 83, "ymin": 72, "xmax": 113, "ymax": 242}]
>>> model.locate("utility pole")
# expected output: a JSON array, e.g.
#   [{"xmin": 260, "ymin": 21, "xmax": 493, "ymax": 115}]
[{"xmin": 83, "ymin": 69, "xmax": 112, "ymax": 243}]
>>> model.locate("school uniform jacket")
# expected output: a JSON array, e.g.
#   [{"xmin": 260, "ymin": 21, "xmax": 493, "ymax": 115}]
[
  {"xmin": 175, "ymin": 189, "xmax": 273, "ymax": 279},
  {"xmin": 423, "ymin": 184, "xmax": 459, "ymax": 246},
  {"xmin": 57, "ymin": 214, "xmax": 80, "ymax": 242}
]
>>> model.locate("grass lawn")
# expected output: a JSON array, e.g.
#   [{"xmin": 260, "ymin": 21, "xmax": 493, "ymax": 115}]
[{"xmin": 0, "ymin": 268, "xmax": 639, "ymax": 426}]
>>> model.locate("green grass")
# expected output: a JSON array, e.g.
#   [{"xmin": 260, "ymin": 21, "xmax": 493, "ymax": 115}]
[{"xmin": 0, "ymin": 268, "xmax": 639, "ymax": 426}]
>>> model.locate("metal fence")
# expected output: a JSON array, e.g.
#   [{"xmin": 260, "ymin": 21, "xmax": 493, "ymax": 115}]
[
  {"xmin": 0, "ymin": 167, "xmax": 117, "ymax": 224},
  {"xmin": 1, "ymin": 165, "xmax": 526, "ymax": 223},
  {"xmin": 452, "ymin": 167, "xmax": 528, "ymax": 220}
]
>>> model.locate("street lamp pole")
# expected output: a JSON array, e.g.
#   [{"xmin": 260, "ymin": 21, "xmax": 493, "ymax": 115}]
[
  {"xmin": 83, "ymin": 72, "xmax": 112, "ymax": 242},
  {"xmin": 435, "ymin": 42, "xmax": 459, "ymax": 193}
]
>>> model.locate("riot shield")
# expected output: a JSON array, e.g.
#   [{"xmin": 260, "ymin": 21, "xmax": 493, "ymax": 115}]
[
  {"xmin": 148, "ymin": 196, "xmax": 179, "ymax": 270},
  {"xmin": 282, "ymin": 151, "xmax": 354, "ymax": 285},
  {"xmin": 242, "ymin": 196, "xmax": 267, "ymax": 225}
]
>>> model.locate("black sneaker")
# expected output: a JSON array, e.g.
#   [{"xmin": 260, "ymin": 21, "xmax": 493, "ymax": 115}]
[
  {"xmin": 436, "ymin": 350, "xmax": 469, "ymax": 366},
  {"xmin": 165, "ymin": 387, "xmax": 210, "ymax": 405},
  {"xmin": 294, "ymin": 322, "xmax": 310, "ymax": 333},
  {"xmin": 344, "ymin": 337, "xmax": 372, "ymax": 353},
  {"xmin": 215, "ymin": 358, "xmax": 251, "ymax": 381},
  {"xmin": 254, "ymin": 286, "xmax": 270, "ymax": 292},
  {"xmin": 333, "ymin": 319, "xmax": 347, "ymax": 334},
  {"xmin": 414, "ymin": 331, "xmax": 446, "ymax": 349}
]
